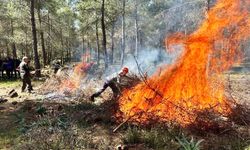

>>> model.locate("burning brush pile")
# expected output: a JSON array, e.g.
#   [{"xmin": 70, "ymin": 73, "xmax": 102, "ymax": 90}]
[
  {"xmin": 40, "ymin": 60, "xmax": 97, "ymax": 99},
  {"xmin": 38, "ymin": 0, "xmax": 250, "ymax": 132},
  {"xmin": 116, "ymin": 0, "xmax": 250, "ymax": 130}
]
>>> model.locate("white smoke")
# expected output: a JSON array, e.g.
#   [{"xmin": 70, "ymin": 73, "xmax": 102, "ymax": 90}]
[{"xmin": 103, "ymin": 46, "xmax": 183, "ymax": 78}]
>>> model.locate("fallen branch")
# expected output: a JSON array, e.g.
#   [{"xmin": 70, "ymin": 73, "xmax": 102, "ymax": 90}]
[{"xmin": 113, "ymin": 117, "xmax": 131, "ymax": 133}]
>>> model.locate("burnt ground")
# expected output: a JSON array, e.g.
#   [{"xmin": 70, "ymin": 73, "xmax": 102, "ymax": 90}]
[{"xmin": 0, "ymin": 72, "xmax": 250, "ymax": 150}]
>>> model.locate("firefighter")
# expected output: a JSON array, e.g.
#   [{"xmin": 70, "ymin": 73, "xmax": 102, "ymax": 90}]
[
  {"xmin": 19, "ymin": 56, "xmax": 33, "ymax": 93},
  {"xmin": 90, "ymin": 67, "xmax": 129, "ymax": 101}
]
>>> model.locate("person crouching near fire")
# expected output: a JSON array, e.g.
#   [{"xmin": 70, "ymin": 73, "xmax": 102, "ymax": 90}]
[
  {"xmin": 19, "ymin": 56, "xmax": 33, "ymax": 93},
  {"xmin": 90, "ymin": 67, "xmax": 129, "ymax": 101}
]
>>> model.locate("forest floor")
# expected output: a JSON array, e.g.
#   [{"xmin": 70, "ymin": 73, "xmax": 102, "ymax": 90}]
[{"xmin": 0, "ymin": 71, "xmax": 250, "ymax": 150}]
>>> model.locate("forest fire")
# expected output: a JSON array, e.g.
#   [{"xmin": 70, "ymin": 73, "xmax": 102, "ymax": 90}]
[
  {"xmin": 59, "ymin": 54, "xmax": 93, "ymax": 93},
  {"xmin": 117, "ymin": 0, "xmax": 250, "ymax": 126}
]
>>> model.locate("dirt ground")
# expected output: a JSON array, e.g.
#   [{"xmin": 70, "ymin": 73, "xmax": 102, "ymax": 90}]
[
  {"xmin": 0, "ymin": 72, "xmax": 250, "ymax": 149},
  {"xmin": 0, "ymin": 76, "xmax": 132, "ymax": 149},
  {"xmin": 228, "ymin": 73, "xmax": 250, "ymax": 105}
]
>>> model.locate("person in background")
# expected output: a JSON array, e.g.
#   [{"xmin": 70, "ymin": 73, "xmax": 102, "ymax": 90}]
[
  {"xmin": 13, "ymin": 58, "xmax": 21, "ymax": 78},
  {"xmin": 4, "ymin": 57, "xmax": 13, "ymax": 79},
  {"xmin": 19, "ymin": 56, "xmax": 33, "ymax": 93},
  {"xmin": 52, "ymin": 59, "xmax": 61, "ymax": 74},
  {"xmin": 90, "ymin": 67, "xmax": 129, "ymax": 101}
]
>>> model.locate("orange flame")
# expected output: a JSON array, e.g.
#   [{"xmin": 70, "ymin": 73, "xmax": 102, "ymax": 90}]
[
  {"xmin": 117, "ymin": 0, "xmax": 250, "ymax": 126},
  {"xmin": 59, "ymin": 54, "xmax": 94, "ymax": 93}
]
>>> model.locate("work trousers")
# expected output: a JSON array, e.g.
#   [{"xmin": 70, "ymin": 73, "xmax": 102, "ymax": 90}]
[{"xmin": 22, "ymin": 75, "xmax": 32, "ymax": 92}]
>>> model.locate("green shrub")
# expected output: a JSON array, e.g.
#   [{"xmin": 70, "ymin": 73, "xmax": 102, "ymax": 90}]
[
  {"xmin": 35, "ymin": 105, "xmax": 47, "ymax": 115},
  {"xmin": 142, "ymin": 128, "xmax": 171, "ymax": 149},
  {"xmin": 123, "ymin": 126, "xmax": 141, "ymax": 144},
  {"xmin": 176, "ymin": 134, "xmax": 204, "ymax": 150}
]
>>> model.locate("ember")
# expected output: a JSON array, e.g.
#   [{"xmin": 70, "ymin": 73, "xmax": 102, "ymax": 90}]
[{"xmin": 117, "ymin": 0, "xmax": 250, "ymax": 126}]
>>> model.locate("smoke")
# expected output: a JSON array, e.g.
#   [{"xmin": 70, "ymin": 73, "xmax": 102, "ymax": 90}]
[
  {"xmin": 103, "ymin": 46, "xmax": 183, "ymax": 78},
  {"xmin": 124, "ymin": 47, "xmax": 182, "ymax": 75},
  {"xmin": 106, "ymin": 0, "xmax": 207, "ymax": 76},
  {"xmin": 73, "ymin": 0, "xmax": 249, "ymax": 80}
]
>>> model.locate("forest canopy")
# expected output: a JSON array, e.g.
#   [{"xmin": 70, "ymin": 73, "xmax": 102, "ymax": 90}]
[{"xmin": 0, "ymin": 0, "xmax": 211, "ymax": 74}]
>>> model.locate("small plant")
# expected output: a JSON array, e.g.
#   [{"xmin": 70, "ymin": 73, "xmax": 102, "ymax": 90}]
[
  {"xmin": 142, "ymin": 128, "xmax": 171, "ymax": 149},
  {"xmin": 123, "ymin": 126, "xmax": 141, "ymax": 144},
  {"xmin": 176, "ymin": 134, "xmax": 204, "ymax": 150},
  {"xmin": 35, "ymin": 105, "xmax": 47, "ymax": 115},
  {"xmin": 14, "ymin": 113, "xmax": 31, "ymax": 133},
  {"xmin": 56, "ymin": 114, "xmax": 69, "ymax": 130}
]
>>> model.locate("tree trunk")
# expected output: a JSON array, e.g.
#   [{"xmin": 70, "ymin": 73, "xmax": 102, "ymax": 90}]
[
  {"xmin": 47, "ymin": 11, "xmax": 52, "ymax": 64},
  {"xmin": 94, "ymin": 0, "xmax": 100, "ymax": 66},
  {"xmin": 30, "ymin": 0, "xmax": 41, "ymax": 76},
  {"xmin": 121, "ymin": 0, "xmax": 126, "ymax": 66},
  {"xmin": 134, "ymin": 0, "xmax": 139, "ymax": 58},
  {"xmin": 60, "ymin": 28, "xmax": 64, "ymax": 65},
  {"xmin": 95, "ymin": 20, "xmax": 100, "ymax": 66},
  {"xmin": 6, "ymin": 41, "xmax": 10, "ymax": 57},
  {"xmin": 37, "ymin": 1, "xmax": 47, "ymax": 66},
  {"xmin": 110, "ymin": 21, "xmax": 115, "ymax": 64},
  {"xmin": 82, "ymin": 36, "xmax": 85, "ymax": 54},
  {"xmin": 39, "ymin": 28, "xmax": 47, "ymax": 66},
  {"xmin": 87, "ymin": 38, "xmax": 92, "ymax": 63},
  {"xmin": 10, "ymin": 19, "xmax": 17, "ymax": 59},
  {"xmin": 25, "ymin": 29, "xmax": 29, "ymax": 57},
  {"xmin": 101, "ymin": 0, "xmax": 108, "ymax": 68},
  {"xmin": 139, "ymin": 30, "xmax": 143, "ymax": 48},
  {"xmin": 66, "ymin": 38, "xmax": 71, "ymax": 62}
]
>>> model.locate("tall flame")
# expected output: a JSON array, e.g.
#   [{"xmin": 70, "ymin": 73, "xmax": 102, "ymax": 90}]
[{"xmin": 118, "ymin": 0, "xmax": 250, "ymax": 125}]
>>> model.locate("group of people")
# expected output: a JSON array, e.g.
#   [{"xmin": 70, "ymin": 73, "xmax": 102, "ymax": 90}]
[
  {"xmin": 1, "ymin": 55, "xmax": 130, "ymax": 99},
  {"xmin": 19, "ymin": 57, "xmax": 130, "ymax": 99},
  {"xmin": 0, "ymin": 56, "xmax": 33, "ymax": 93},
  {"xmin": 0, "ymin": 57, "xmax": 21, "ymax": 79}
]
